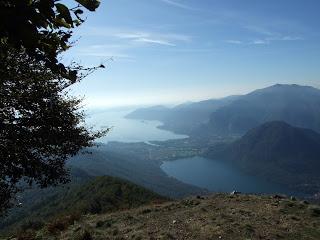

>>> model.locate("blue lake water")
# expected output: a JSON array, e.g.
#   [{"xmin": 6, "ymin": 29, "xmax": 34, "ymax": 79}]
[
  {"xmin": 161, "ymin": 156, "xmax": 299, "ymax": 196},
  {"xmin": 86, "ymin": 108, "xmax": 187, "ymax": 143},
  {"xmin": 86, "ymin": 108, "xmax": 300, "ymax": 196}
]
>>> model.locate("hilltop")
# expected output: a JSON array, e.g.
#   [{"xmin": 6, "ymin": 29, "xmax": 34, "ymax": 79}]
[
  {"xmin": 12, "ymin": 193, "xmax": 320, "ymax": 240},
  {"xmin": 207, "ymin": 121, "xmax": 320, "ymax": 194}
]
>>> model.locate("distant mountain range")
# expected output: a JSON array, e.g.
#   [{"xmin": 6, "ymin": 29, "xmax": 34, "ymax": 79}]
[
  {"xmin": 124, "ymin": 84, "xmax": 320, "ymax": 195},
  {"xmin": 127, "ymin": 84, "xmax": 320, "ymax": 136},
  {"xmin": 206, "ymin": 121, "xmax": 320, "ymax": 194},
  {"xmin": 126, "ymin": 95, "xmax": 239, "ymax": 134},
  {"xmin": 204, "ymin": 84, "xmax": 320, "ymax": 136}
]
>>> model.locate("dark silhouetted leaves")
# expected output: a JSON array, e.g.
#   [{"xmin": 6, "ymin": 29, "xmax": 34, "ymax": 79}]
[
  {"xmin": 75, "ymin": 0, "xmax": 100, "ymax": 11},
  {"xmin": 0, "ymin": 0, "xmax": 100, "ymax": 80}
]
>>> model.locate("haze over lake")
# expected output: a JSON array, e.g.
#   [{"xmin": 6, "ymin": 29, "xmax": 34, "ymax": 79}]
[
  {"xmin": 85, "ymin": 108, "xmax": 301, "ymax": 197},
  {"xmin": 86, "ymin": 107, "xmax": 308, "ymax": 197},
  {"xmin": 86, "ymin": 108, "xmax": 188, "ymax": 143}
]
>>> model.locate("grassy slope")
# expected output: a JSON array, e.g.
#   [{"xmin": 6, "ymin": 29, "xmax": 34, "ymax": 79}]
[
  {"xmin": 26, "ymin": 194, "xmax": 320, "ymax": 240},
  {"xmin": 28, "ymin": 176, "xmax": 167, "ymax": 217},
  {"xmin": 0, "ymin": 176, "xmax": 166, "ymax": 236},
  {"xmin": 0, "ymin": 167, "xmax": 93, "ymax": 231}
]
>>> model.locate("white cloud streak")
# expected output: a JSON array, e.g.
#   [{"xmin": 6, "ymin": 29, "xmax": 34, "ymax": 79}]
[
  {"xmin": 252, "ymin": 39, "xmax": 269, "ymax": 45},
  {"xmin": 226, "ymin": 40, "xmax": 243, "ymax": 45},
  {"xmin": 82, "ymin": 27, "xmax": 192, "ymax": 47},
  {"xmin": 72, "ymin": 27, "xmax": 192, "ymax": 60},
  {"xmin": 226, "ymin": 26, "xmax": 304, "ymax": 46},
  {"xmin": 159, "ymin": 0, "xmax": 195, "ymax": 10},
  {"xmin": 134, "ymin": 38, "xmax": 176, "ymax": 46},
  {"xmin": 244, "ymin": 25, "xmax": 304, "ymax": 45},
  {"xmin": 75, "ymin": 44, "xmax": 134, "ymax": 61}
]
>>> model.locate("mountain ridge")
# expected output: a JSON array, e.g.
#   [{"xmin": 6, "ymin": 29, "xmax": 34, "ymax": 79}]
[
  {"xmin": 202, "ymin": 84, "xmax": 320, "ymax": 136},
  {"xmin": 126, "ymin": 84, "xmax": 320, "ymax": 136},
  {"xmin": 126, "ymin": 95, "xmax": 240, "ymax": 134}
]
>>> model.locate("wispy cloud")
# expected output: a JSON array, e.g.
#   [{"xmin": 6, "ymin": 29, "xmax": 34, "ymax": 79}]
[
  {"xmin": 75, "ymin": 44, "xmax": 134, "ymax": 61},
  {"xmin": 114, "ymin": 31, "xmax": 179, "ymax": 46},
  {"xmin": 252, "ymin": 39, "xmax": 269, "ymax": 45},
  {"xmin": 226, "ymin": 36, "xmax": 302, "ymax": 46},
  {"xmin": 244, "ymin": 25, "xmax": 304, "ymax": 45},
  {"xmin": 134, "ymin": 38, "xmax": 176, "ymax": 46},
  {"xmin": 73, "ymin": 27, "xmax": 192, "ymax": 60},
  {"xmin": 270, "ymin": 36, "xmax": 304, "ymax": 41},
  {"xmin": 225, "ymin": 25, "xmax": 304, "ymax": 46},
  {"xmin": 225, "ymin": 40, "xmax": 243, "ymax": 45},
  {"xmin": 82, "ymin": 26, "xmax": 192, "ymax": 47},
  {"xmin": 244, "ymin": 26, "xmax": 276, "ymax": 36},
  {"xmin": 250, "ymin": 36, "xmax": 303, "ymax": 45},
  {"xmin": 159, "ymin": 0, "xmax": 195, "ymax": 10}
]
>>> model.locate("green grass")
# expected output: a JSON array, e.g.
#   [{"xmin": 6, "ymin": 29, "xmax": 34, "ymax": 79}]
[
  {"xmin": 14, "ymin": 193, "xmax": 319, "ymax": 240},
  {"xmin": 0, "ymin": 176, "xmax": 167, "ymax": 238}
]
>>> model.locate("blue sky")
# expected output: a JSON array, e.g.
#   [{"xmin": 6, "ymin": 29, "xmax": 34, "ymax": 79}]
[{"xmin": 65, "ymin": 0, "xmax": 320, "ymax": 107}]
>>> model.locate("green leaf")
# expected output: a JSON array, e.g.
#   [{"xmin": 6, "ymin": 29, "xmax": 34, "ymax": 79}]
[
  {"xmin": 75, "ymin": 0, "xmax": 100, "ymax": 11},
  {"xmin": 74, "ymin": 9, "xmax": 84, "ymax": 15},
  {"xmin": 55, "ymin": 3, "xmax": 73, "ymax": 25},
  {"xmin": 54, "ymin": 17, "xmax": 71, "ymax": 28}
]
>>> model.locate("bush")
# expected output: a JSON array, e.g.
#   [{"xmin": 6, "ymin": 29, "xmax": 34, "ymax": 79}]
[
  {"xmin": 310, "ymin": 206, "xmax": 320, "ymax": 217},
  {"xmin": 74, "ymin": 229, "xmax": 94, "ymax": 240},
  {"xmin": 20, "ymin": 220, "xmax": 45, "ymax": 232},
  {"xmin": 16, "ymin": 230, "xmax": 36, "ymax": 240},
  {"xmin": 47, "ymin": 213, "xmax": 81, "ymax": 234},
  {"xmin": 88, "ymin": 199, "xmax": 102, "ymax": 214}
]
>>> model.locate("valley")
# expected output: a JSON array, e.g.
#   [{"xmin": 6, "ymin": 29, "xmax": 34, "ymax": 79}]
[
  {"xmin": 2, "ymin": 84, "xmax": 320, "ymax": 238},
  {"xmin": 2, "ymin": 1, "xmax": 320, "ymax": 239}
]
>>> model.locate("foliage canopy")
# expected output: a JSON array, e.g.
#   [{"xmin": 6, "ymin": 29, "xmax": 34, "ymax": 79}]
[
  {"xmin": 0, "ymin": 0, "xmax": 100, "ymax": 81},
  {"xmin": 0, "ymin": 0, "xmax": 105, "ymax": 214}
]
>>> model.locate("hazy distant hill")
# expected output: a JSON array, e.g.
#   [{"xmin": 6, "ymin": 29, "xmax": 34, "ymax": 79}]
[
  {"xmin": 126, "ymin": 84, "xmax": 320, "ymax": 137},
  {"xmin": 125, "ymin": 105, "xmax": 171, "ymax": 122},
  {"xmin": 207, "ymin": 121, "xmax": 320, "ymax": 194},
  {"xmin": 203, "ymin": 84, "xmax": 320, "ymax": 136},
  {"xmin": 126, "ymin": 96, "xmax": 239, "ymax": 134}
]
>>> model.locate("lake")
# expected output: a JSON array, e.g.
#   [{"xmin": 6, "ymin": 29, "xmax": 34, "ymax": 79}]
[
  {"xmin": 161, "ymin": 156, "xmax": 299, "ymax": 196},
  {"xmin": 86, "ymin": 108, "xmax": 187, "ymax": 143}
]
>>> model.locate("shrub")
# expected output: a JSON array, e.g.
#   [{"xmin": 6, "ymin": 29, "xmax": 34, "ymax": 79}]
[
  {"xmin": 310, "ymin": 206, "xmax": 320, "ymax": 217},
  {"xmin": 20, "ymin": 220, "xmax": 44, "ymax": 231},
  {"xmin": 74, "ymin": 229, "xmax": 94, "ymax": 240},
  {"xmin": 16, "ymin": 230, "xmax": 36, "ymax": 240},
  {"xmin": 47, "ymin": 213, "xmax": 81, "ymax": 234},
  {"xmin": 88, "ymin": 199, "xmax": 102, "ymax": 214}
]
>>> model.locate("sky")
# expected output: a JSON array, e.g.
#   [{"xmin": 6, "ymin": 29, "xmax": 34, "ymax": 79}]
[{"xmin": 64, "ymin": 0, "xmax": 320, "ymax": 108}]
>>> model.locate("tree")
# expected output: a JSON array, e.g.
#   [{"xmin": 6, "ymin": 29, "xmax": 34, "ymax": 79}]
[
  {"xmin": 0, "ymin": 49, "xmax": 107, "ymax": 214},
  {"xmin": 0, "ymin": 0, "xmax": 106, "ymax": 214},
  {"xmin": 0, "ymin": 0, "xmax": 100, "ymax": 81}
]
